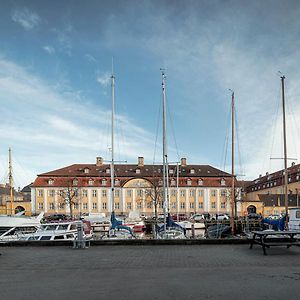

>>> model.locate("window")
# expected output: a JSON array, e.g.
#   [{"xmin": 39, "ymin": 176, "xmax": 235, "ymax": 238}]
[
  {"xmin": 82, "ymin": 190, "xmax": 88, "ymax": 197},
  {"xmin": 115, "ymin": 179, "xmax": 120, "ymax": 186},
  {"xmin": 127, "ymin": 202, "xmax": 132, "ymax": 209},
  {"xmin": 169, "ymin": 169, "xmax": 174, "ymax": 175},
  {"xmin": 92, "ymin": 203, "xmax": 97, "ymax": 210},
  {"xmin": 102, "ymin": 179, "xmax": 107, "ymax": 186},
  {"xmin": 189, "ymin": 189, "xmax": 195, "ymax": 197},
  {"xmin": 199, "ymin": 190, "xmax": 204, "ymax": 197},
  {"xmin": 115, "ymin": 203, "xmax": 120, "ymax": 209},
  {"xmin": 127, "ymin": 190, "xmax": 132, "ymax": 197},
  {"xmin": 221, "ymin": 202, "xmax": 226, "ymax": 208},
  {"xmin": 115, "ymin": 190, "xmax": 120, "ymax": 197},
  {"xmin": 73, "ymin": 203, "xmax": 79, "ymax": 209},
  {"xmin": 180, "ymin": 190, "xmax": 185, "ymax": 197},
  {"xmin": 220, "ymin": 179, "xmax": 226, "ymax": 186},
  {"xmin": 211, "ymin": 190, "xmax": 216, "ymax": 197},
  {"xmin": 180, "ymin": 202, "xmax": 185, "ymax": 209},
  {"xmin": 38, "ymin": 203, "xmax": 43, "ymax": 209},
  {"xmin": 171, "ymin": 202, "xmax": 176, "ymax": 209},
  {"xmin": 92, "ymin": 190, "xmax": 97, "ymax": 197},
  {"xmin": 48, "ymin": 190, "xmax": 54, "ymax": 197},
  {"xmin": 136, "ymin": 169, "xmax": 141, "ymax": 174},
  {"xmin": 48, "ymin": 179, "xmax": 54, "ymax": 185},
  {"xmin": 221, "ymin": 190, "xmax": 226, "ymax": 196},
  {"xmin": 83, "ymin": 203, "xmax": 88, "ymax": 210},
  {"xmin": 170, "ymin": 179, "xmax": 176, "ymax": 186},
  {"xmin": 190, "ymin": 169, "xmax": 195, "ymax": 174},
  {"xmin": 73, "ymin": 179, "xmax": 78, "ymax": 186},
  {"xmin": 171, "ymin": 189, "xmax": 176, "ymax": 197},
  {"xmin": 137, "ymin": 189, "xmax": 143, "ymax": 197},
  {"xmin": 102, "ymin": 202, "xmax": 107, "ymax": 210},
  {"xmin": 88, "ymin": 179, "xmax": 94, "ymax": 186},
  {"xmin": 147, "ymin": 202, "xmax": 152, "ymax": 209},
  {"xmin": 211, "ymin": 202, "xmax": 216, "ymax": 209},
  {"xmin": 106, "ymin": 168, "xmax": 110, "ymax": 174},
  {"xmin": 137, "ymin": 202, "xmax": 142, "ymax": 209},
  {"xmin": 159, "ymin": 202, "xmax": 163, "ymax": 209},
  {"xmin": 187, "ymin": 179, "xmax": 192, "ymax": 186},
  {"xmin": 59, "ymin": 190, "xmax": 63, "ymax": 197},
  {"xmin": 190, "ymin": 202, "xmax": 194, "ymax": 209},
  {"xmin": 49, "ymin": 203, "xmax": 54, "ymax": 210},
  {"xmin": 102, "ymin": 190, "xmax": 107, "ymax": 197},
  {"xmin": 38, "ymin": 190, "xmax": 43, "ymax": 197},
  {"xmin": 199, "ymin": 202, "xmax": 203, "ymax": 209},
  {"xmin": 58, "ymin": 203, "xmax": 64, "ymax": 209},
  {"xmin": 84, "ymin": 168, "xmax": 89, "ymax": 174},
  {"xmin": 198, "ymin": 179, "xmax": 203, "ymax": 186}
]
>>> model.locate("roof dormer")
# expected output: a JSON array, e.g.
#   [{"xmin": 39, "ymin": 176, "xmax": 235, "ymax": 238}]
[{"xmin": 48, "ymin": 178, "xmax": 54, "ymax": 185}]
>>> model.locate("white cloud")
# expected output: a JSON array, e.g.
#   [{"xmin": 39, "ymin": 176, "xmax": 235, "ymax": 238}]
[
  {"xmin": 84, "ymin": 54, "xmax": 97, "ymax": 63},
  {"xmin": 11, "ymin": 8, "xmax": 41, "ymax": 30},
  {"xmin": 96, "ymin": 72, "xmax": 110, "ymax": 87},
  {"xmin": 0, "ymin": 58, "xmax": 161, "ymax": 187},
  {"xmin": 42, "ymin": 45, "xmax": 55, "ymax": 55}
]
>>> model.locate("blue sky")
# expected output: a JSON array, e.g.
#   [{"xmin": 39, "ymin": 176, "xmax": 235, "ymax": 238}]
[{"xmin": 1, "ymin": 0, "xmax": 300, "ymax": 188}]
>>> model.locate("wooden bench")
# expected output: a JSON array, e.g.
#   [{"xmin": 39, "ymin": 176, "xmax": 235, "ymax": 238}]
[{"xmin": 249, "ymin": 230, "xmax": 300, "ymax": 255}]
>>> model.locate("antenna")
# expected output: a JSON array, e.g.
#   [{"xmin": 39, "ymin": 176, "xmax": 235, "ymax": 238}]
[{"xmin": 111, "ymin": 57, "xmax": 114, "ymax": 76}]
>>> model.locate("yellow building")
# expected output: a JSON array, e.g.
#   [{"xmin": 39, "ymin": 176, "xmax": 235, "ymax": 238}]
[
  {"xmin": 243, "ymin": 162, "xmax": 300, "ymax": 216},
  {"xmin": 31, "ymin": 157, "xmax": 240, "ymax": 217},
  {"xmin": 0, "ymin": 184, "xmax": 31, "ymax": 215}
]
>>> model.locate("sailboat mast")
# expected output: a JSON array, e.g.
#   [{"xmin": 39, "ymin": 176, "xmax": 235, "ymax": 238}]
[
  {"xmin": 230, "ymin": 91, "xmax": 235, "ymax": 234},
  {"xmin": 161, "ymin": 70, "xmax": 168, "ymax": 233},
  {"xmin": 281, "ymin": 76, "xmax": 288, "ymax": 225},
  {"xmin": 9, "ymin": 148, "xmax": 13, "ymax": 215},
  {"xmin": 111, "ymin": 71, "xmax": 115, "ymax": 213}
]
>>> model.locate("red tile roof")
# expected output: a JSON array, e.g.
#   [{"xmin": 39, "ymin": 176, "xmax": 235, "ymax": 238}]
[{"xmin": 32, "ymin": 163, "xmax": 233, "ymax": 188}]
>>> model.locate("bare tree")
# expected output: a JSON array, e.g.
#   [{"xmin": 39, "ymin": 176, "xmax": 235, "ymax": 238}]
[
  {"xmin": 144, "ymin": 178, "xmax": 163, "ymax": 221},
  {"xmin": 58, "ymin": 177, "xmax": 80, "ymax": 218}
]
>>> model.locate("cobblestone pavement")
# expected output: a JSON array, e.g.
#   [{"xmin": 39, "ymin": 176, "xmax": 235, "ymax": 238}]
[{"xmin": 0, "ymin": 245, "xmax": 300, "ymax": 300}]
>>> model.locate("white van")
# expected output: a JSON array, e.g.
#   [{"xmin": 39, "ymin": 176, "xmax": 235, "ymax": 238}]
[{"xmin": 288, "ymin": 208, "xmax": 300, "ymax": 230}]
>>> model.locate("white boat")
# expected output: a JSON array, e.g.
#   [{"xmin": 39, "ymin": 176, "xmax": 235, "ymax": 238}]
[
  {"xmin": 104, "ymin": 66, "xmax": 134, "ymax": 240},
  {"xmin": 0, "ymin": 212, "xmax": 44, "ymax": 242},
  {"xmin": 21, "ymin": 220, "xmax": 93, "ymax": 241},
  {"xmin": 156, "ymin": 70, "xmax": 187, "ymax": 240},
  {"xmin": 288, "ymin": 208, "xmax": 300, "ymax": 231}
]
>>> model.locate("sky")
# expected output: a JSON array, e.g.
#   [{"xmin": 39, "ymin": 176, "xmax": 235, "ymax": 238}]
[{"xmin": 1, "ymin": 0, "xmax": 300, "ymax": 188}]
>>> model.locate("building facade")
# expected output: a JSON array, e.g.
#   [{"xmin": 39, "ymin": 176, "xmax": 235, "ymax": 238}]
[
  {"xmin": 0, "ymin": 183, "xmax": 31, "ymax": 215},
  {"xmin": 31, "ymin": 157, "xmax": 240, "ymax": 217},
  {"xmin": 243, "ymin": 162, "xmax": 300, "ymax": 216}
]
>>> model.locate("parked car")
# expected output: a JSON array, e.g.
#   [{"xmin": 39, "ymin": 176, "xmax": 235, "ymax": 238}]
[
  {"xmin": 172, "ymin": 214, "xmax": 188, "ymax": 221},
  {"xmin": 247, "ymin": 213, "xmax": 262, "ymax": 220},
  {"xmin": 211, "ymin": 213, "xmax": 230, "ymax": 221},
  {"xmin": 190, "ymin": 214, "xmax": 206, "ymax": 222},
  {"xmin": 45, "ymin": 214, "xmax": 69, "ymax": 222},
  {"xmin": 267, "ymin": 214, "xmax": 280, "ymax": 220}
]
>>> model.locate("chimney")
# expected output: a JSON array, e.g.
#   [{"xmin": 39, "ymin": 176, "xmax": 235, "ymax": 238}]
[
  {"xmin": 181, "ymin": 157, "xmax": 187, "ymax": 166},
  {"xmin": 96, "ymin": 157, "xmax": 103, "ymax": 166},
  {"xmin": 291, "ymin": 162, "xmax": 295, "ymax": 167},
  {"xmin": 259, "ymin": 174, "xmax": 262, "ymax": 178},
  {"xmin": 138, "ymin": 157, "xmax": 144, "ymax": 167},
  {"xmin": 266, "ymin": 172, "xmax": 269, "ymax": 176}
]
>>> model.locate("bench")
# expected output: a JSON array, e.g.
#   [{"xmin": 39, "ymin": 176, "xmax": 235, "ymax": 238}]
[{"xmin": 249, "ymin": 230, "xmax": 300, "ymax": 255}]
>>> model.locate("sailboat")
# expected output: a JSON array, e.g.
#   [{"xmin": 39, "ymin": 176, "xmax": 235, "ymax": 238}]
[
  {"xmin": 156, "ymin": 70, "xmax": 186, "ymax": 239},
  {"xmin": 103, "ymin": 66, "xmax": 134, "ymax": 240}
]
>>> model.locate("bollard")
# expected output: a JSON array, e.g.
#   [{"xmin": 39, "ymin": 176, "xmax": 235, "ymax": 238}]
[
  {"xmin": 191, "ymin": 223, "xmax": 195, "ymax": 239},
  {"xmin": 73, "ymin": 221, "xmax": 89, "ymax": 249}
]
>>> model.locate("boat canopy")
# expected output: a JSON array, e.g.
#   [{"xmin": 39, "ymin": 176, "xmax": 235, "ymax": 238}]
[
  {"xmin": 157, "ymin": 214, "xmax": 186, "ymax": 234},
  {"xmin": 110, "ymin": 212, "xmax": 133, "ymax": 235}
]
